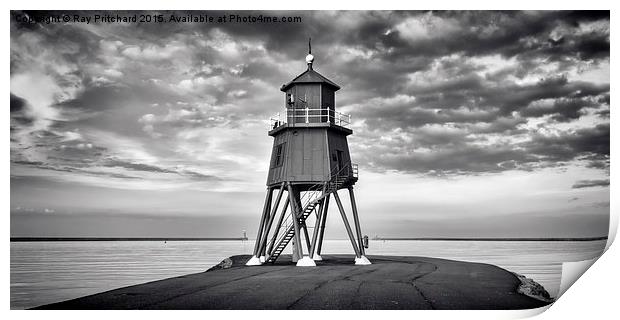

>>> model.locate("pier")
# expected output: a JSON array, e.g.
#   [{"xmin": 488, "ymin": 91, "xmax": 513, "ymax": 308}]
[{"xmin": 36, "ymin": 254, "xmax": 552, "ymax": 310}]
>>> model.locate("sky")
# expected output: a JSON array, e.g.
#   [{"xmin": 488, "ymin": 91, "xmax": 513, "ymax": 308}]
[{"xmin": 10, "ymin": 11, "xmax": 609, "ymax": 238}]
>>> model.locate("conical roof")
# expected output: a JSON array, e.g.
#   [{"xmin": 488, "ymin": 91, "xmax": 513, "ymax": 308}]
[{"xmin": 280, "ymin": 68, "xmax": 341, "ymax": 92}]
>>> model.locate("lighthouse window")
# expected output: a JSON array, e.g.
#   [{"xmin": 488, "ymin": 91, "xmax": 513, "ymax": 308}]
[{"xmin": 273, "ymin": 143, "xmax": 285, "ymax": 167}]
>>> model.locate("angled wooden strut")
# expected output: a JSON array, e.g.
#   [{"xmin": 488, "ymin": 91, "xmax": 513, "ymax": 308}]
[
  {"xmin": 252, "ymin": 188, "xmax": 273, "ymax": 257},
  {"xmin": 267, "ymin": 195, "xmax": 290, "ymax": 257},
  {"xmin": 309, "ymin": 183, "xmax": 328, "ymax": 258},
  {"xmin": 348, "ymin": 186, "xmax": 366, "ymax": 256},
  {"xmin": 287, "ymin": 183, "xmax": 304, "ymax": 258},
  {"xmin": 315, "ymin": 193, "xmax": 330, "ymax": 257},
  {"xmin": 258, "ymin": 182, "xmax": 286, "ymax": 257},
  {"xmin": 247, "ymin": 187, "xmax": 274, "ymax": 265},
  {"xmin": 333, "ymin": 190, "xmax": 361, "ymax": 258}
]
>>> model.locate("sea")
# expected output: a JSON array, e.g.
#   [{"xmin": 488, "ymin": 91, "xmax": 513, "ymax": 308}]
[{"xmin": 10, "ymin": 239, "xmax": 607, "ymax": 309}]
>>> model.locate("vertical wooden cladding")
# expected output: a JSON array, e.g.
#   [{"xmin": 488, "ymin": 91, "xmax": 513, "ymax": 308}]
[
  {"xmin": 327, "ymin": 131, "xmax": 352, "ymax": 177},
  {"xmin": 266, "ymin": 128, "xmax": 330, "ymax": 186},
  {"xmin": 267, "ymin": 133, "xmax": 287, "ymax": 185},
  {"xmin": 321, "ymin": 85, "xmax": 335, "ymax": 108}
]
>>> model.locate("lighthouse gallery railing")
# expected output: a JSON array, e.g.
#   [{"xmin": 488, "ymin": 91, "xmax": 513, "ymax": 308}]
[{"xmin": 269, "ymin": 107, "xmax": 351, "ymax": 129}]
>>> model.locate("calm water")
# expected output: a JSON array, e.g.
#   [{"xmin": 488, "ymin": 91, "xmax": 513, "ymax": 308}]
[{"xmin": 10, "ymin": 239, "xmax": 606, "ymax": 309}]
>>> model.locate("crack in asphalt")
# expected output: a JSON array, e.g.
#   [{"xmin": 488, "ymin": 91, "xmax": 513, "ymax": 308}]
[
  {"xmin": 407, "ymin": 263, "xmax": 439, "ymax": 310},
  {"xmin": 285, "ymin": 259, "xmax": 440, "ymax": 310},
  {"xmin": 286, "ymin": 266, "xmax": 379, "ymax": 309},
  {"xmin": 367, "ymin": 258, "xmax": 439, "ymax": 309}
]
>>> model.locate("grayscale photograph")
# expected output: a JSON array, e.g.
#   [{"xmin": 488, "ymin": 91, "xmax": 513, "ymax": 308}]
[{"xmin": 10, "ymin": 10, "xmax": 610, "ymax": 310}]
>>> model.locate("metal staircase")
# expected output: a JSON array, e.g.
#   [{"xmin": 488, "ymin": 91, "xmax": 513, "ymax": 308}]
[{"xmin": 265, "ymin": 165, "xmax": 352, "ymax": 263}]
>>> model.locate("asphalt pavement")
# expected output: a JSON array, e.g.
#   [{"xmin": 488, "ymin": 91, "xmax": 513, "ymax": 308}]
[{"xmin": 36, "ymin": 254, "xmax": 551, "ymax": 310}]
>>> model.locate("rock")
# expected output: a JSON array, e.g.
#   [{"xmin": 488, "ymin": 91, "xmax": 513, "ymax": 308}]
[
  {"xmin": 206, "ymin": 257, "xmax": 233, "ymax": 272},
  {"xmin": 512, "ymin": 272, "xmax": 554, "ymax": 303}
]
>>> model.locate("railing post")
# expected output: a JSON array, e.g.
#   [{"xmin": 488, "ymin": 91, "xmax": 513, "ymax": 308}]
[{"xmin": 305, "ymin": 107, "xmax": 309, "ymax": 123}]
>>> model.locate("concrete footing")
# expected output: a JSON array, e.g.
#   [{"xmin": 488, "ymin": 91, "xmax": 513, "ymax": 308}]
[
  {"xmin": 296, "ymin": 256, "xmax": 316, "ymax": 266},
  {"xmin": 355, "ymin": 255, "xmax": 372, "ymax": 265},
  {"xmin": 245, "ymin": 255, "xmax": 262, "ymax": 266}
]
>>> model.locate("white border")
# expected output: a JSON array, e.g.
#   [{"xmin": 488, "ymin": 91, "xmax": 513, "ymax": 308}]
[{"xmin": 4, "ymin": 2, "xmax": 616, "ymax": 320}]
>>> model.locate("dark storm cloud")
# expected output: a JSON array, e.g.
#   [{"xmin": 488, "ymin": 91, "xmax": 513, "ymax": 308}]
[
  {"xmin": 527, "ymin": 124, "xmax": 610, "ymax": 161},
  {"xmin": 181, "ymin": 170, "xmax": 221, "ymax": 181},
  {"xmin": 102, "ymin": 159, "xmax": 220, "ymax": 181},
  {"xmin": 12, "ymin": 157, "xmax": 221, "ymax": 183},
  {"xmin": 104, "ymin": 159, "xmax": 177, "ymax": 174},
  {"xmin": 356, "ymin": 70, "xmax": 608, "ymax": 136},
  {"xmin": 11, "ymin": 159, "xmax": 140, "ymax": 180},
  {"xmin": 520, "ymin": 97, "xmax": 599, "ymax": 122},
  {"xmin": 572, "ymin": 179, "xmax": 610, "ymax": 189},
  {"xmin": 354, "ymin": 122, "xmax": 610, "ymax": 175},
  {"xmin": 10, "ymin": 93, "xmax": 27, "ymax": 112},
  {"xmin": 430, "ymin": 11, "xmax": 607, "ymax": 61},
  {"xmin": 10, "ymin": 93, "xmax": 34, "ymax": 126},
  {"xmin": 375, "ymin": 146, "xmax": 535, "ymax": 174},
  {"xmin": 413, "ymin": 74, "xmax": 606, "ymax": 117}
]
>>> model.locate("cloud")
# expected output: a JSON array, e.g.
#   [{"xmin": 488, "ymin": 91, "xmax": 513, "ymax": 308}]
[
  {"xmin": 572, "ymin": 179, "xmax": 610, "ymax": 189},
  {"xmin": 121, "ymin": 41, "xmax": 189, "ymax": 61},
  {"xmin": 394, "ymin": 12, "xmax": 460, "ymax": 42},
  {"xmin": 10, "ymin": 72, "xmax": 62, "ymax": 129},
  {"xmin": 103, "ymin": 159, "xmax": 220, "ymax": 181}
]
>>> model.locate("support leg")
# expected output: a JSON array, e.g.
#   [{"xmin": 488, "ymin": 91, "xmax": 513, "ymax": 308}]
[
  {"xmin": 258, "ymin": 182, "xmax": 285, "ymax": 257},
  {"xmin": 267, "ymin": 196, "xmax": 289, "ymax": 257},
  {"xmin": 301, "ymin": 220, "xmax": 312, "ymax": 253},
  {"xmin": 310, "ymin": 184, "xmax": 328, "ymax": 260},
  {"xmin": 288, "ymin": 186, "xmax": 303, "ymax": 262},
  {"xmin": 258, "ymin": 190, "xmax": 273, "ymax": 262},
  {"xmin": 349, "ymin": 187, "xmax": 371, "ymax": 265},
  {"xmin": 333, "ymin": 191, "xmax": 361, "ymax": 258},
  {"xmin": 316, "ymin": 194, "xmax": 330, "ymax": 257},
  {"xmin": 287, "ymin": 183, "xmax": 315, "ymax": 267},
  {"xmin": 246, "ymin": 188, "xmax": 273, "ymax": 266}
]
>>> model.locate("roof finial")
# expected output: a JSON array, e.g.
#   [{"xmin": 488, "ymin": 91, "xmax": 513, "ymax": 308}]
[{"xmin": 305, "ymin": 37, "xmax": 314, "ymax": 70}]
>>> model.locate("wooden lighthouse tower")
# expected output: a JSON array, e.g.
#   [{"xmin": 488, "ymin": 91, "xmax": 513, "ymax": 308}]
[{"xmin": 246, "ymin": 40, "xmax": 371, "ymax": 267}]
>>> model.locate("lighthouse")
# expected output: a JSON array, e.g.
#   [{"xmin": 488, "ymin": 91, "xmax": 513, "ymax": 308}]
[{"xmin": 246, "ymin": 40, "xmax": 371, "ymax": 267}]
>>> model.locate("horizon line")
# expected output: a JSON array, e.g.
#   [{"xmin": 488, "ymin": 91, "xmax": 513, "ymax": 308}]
[{"xmin": 10, "ymin": 236, "xmax": 608, "ymax": 242}]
